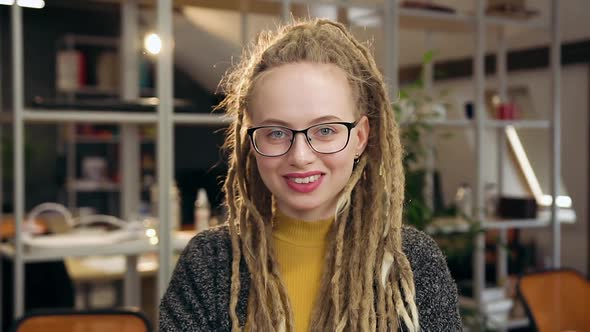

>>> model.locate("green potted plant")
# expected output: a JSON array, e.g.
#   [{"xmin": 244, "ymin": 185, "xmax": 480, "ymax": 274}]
[{"xmin": 393, "ymin": 50, "xmax": 456, "ymax": 230}]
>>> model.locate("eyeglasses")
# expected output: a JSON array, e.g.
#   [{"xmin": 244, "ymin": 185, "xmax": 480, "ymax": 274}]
[{"xmin": 247, "ymin": 121, "xmax": 358, "ymax": 157}]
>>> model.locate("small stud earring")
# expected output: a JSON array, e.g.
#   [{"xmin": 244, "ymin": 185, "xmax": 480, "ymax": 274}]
[{"xmin": 354, "ymin": 153, "xmax": 361, "ymax": 165}]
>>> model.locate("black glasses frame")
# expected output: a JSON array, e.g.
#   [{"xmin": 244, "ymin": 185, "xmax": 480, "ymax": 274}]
[{"xmin": 247, "ymin": 121, "xmax": 358, "ymax": 157}]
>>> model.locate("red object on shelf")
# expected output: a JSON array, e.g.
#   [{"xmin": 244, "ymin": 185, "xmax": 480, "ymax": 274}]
[{"xmin": 496, "ymin": 102, "xmax": 518, "ymax": 120}]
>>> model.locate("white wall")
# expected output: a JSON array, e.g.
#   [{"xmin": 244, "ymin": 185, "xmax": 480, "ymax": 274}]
[{"xmin": 430, "ymin": 65, "xmax": 588, "ymax": 274}]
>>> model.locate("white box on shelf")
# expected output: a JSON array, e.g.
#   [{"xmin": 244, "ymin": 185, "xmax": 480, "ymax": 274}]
[{"xmin": 56, "ymin": 50, "xmax": 84, "ymax": 92}]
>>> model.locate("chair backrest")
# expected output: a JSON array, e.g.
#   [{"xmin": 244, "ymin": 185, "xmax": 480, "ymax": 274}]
[
  {"xmin": 11, "ymin": 308, "xmax": 152, "ymax": 332},
  {"xmin": 517, "ymin": 269, "xmax": 590, "ymax": 332}
]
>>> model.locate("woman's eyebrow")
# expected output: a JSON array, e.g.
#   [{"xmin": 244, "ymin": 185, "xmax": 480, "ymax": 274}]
[{"xmin": 256, "ymin": 115, "xmax": 344, "ymax": 127}]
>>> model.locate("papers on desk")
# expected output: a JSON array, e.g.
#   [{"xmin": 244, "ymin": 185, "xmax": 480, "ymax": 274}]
[
  {"xmin": 81, "ymin": 255, "xmax": 158, "ymax": 274},
  {"xmin": 23, "ymin": 228, "xmax": 143, "ymax": 249}
]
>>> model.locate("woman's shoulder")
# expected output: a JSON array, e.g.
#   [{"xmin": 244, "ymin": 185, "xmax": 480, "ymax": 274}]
[
  {"xmin": 401, "ymin": 225, "xmax": 462, "ymax": 330},
  {"xmin": 161, "ymin": 224, "xmax": 249, "ymax": 331},
  {"xmin": 178, "ymin": 225, "xmax": 236, "ymax": 279},
  {"xmin": 400, "ymin": 224, "xmax": 450, "ymax": 281},
  {"xmin": 400, "ymin": 225, "xmax": 442, "ymax": 260},
  {"xmin": 184, "ymin": 224, "xmax": 233, "ymax": 254}
]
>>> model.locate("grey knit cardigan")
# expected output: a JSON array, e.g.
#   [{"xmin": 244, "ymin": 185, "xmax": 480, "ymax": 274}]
[{"xmin": 159, "ymin": 225, "xmax": 462, "ymax": 331}]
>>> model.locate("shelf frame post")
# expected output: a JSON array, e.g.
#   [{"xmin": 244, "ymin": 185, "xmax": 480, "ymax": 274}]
[
  {"xmin": 384, "ymin": 0, "xmax": 399, "ymax": 99},
  {"xmin": 11, "ymin": 2, "xmax": 26, "ymax": 319},
  {"xmin": 496, "ymin": 26, "xmax": 509, "ymax": 288},
  {"xmin": 473, "ymin": 0, "xmax": 487, "ymax": 311},
  {"xmin": 550, "ymin": 0, "xmax": 561, "ymax": 268},
  {"xmin": 120, "ymin": 0, "xmax": 142, "ymax": 309},
  {"xmin": 156, "ymin": 0, "xmax": 175, "ymax": 303}
]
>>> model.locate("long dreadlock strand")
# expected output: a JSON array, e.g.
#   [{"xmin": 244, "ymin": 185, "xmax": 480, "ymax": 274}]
[{"xmin": 345, "ymin": 175, "xmax": 365, "ymax": 331}]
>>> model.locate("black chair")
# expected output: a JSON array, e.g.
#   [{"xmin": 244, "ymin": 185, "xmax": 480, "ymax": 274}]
[{"xmin": 2, "ymin": 257, "xmax": 75, "ymax": 332}]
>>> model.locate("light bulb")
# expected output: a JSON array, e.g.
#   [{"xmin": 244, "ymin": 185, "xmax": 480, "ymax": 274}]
[{"xmin": 144, "ymin": 33, "xmax": 162, "ymax": 55}]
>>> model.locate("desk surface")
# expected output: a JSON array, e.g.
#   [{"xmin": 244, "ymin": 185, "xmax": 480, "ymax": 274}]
[
  {"xmin": 1, "ymin": 229, "xmax": 197, "ymax": 263},
  {"xmin": 66, "ymin": 255, "xmax": 159, "ymax": 283},
  {"xmin": 64, "ymin": 230, "xmax": 195, "ymax": 283}
]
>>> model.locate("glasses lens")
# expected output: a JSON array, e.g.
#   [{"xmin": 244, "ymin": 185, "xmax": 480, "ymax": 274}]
[
  {"xmin": 251, "ymin": 123, "xmax": 352, "ymax": 156},
  {"xmin": 252, "ymin": 127, "xmax": 294, "ymax": 156},
  {"xmin": 307, "ymin": 123, "xmax": 350, "ymax": 153}
]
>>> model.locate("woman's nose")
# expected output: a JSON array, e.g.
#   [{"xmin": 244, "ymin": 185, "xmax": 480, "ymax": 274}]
[{"xmin": 287, "ymin": 133, "xmax": 316, "ymax": 166}]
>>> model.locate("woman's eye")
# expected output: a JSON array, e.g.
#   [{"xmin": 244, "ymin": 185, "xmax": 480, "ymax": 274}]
[
  {"xmin": 269, "ymin": 130, "xmax": 287, "ymax": 139},
  {"xmin": 317, "ymin": 127, "xmax": 335, "ymax": 136}
]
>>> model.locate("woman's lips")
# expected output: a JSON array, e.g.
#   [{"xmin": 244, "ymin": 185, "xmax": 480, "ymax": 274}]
[{"xmin": 284, "ymin": 172, "xmax": 324, "ymax": 193}]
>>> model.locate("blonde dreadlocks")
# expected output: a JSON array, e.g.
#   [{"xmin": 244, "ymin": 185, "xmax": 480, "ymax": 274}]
[{"xmin": 218, "ymin": 18, "xmax": 420, "ymax": 332}]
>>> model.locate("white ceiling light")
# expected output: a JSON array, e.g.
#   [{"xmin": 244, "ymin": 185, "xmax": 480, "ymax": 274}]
[
  {"xmin": 17, "ymin": 0, "xmax": 45, "ymax": 8},
  {"xmin": 0, "ymin": 0, "xmax": 15, "ymax": 5},
  {"xmin": 144, "ymin": 33, "xmax": 162, "ymax": 55}
]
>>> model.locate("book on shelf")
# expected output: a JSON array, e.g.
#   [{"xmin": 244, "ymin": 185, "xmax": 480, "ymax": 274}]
[{"xmin": 56, "ymin": 50, "xmax": 87, "ymax": 92}]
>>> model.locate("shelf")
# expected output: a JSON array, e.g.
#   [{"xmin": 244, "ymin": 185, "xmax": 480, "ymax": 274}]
[
  {"xmin": 173, "ymin": 113, "xmax": 233, "ymax": 125},
  {"xmin": 23, "ymin": 109, "xmax": 158, "ymax": 124},
  {"xmin": 423, "ymin": 118, "xmax": 473, "ymax": 128},
  {"xmin": 347, "ymin": 5, "xmax": 549, "ymax": 33},
  {"xmin": 75, "ymin": 136, "xmax": 119, "ymax": 144},
  {"xmin": 59, "ymin": 85, "xmax": 118, "ymax": 95},
  {"xmin": 68, "ymin": 180, "xmax": 154, "ymax": 192},
  {"xmin": 399, "ymin": 7, "xmax": 475, "ymax": 33},
  {"xmin": 485, "ymin": 119, "xmax": 550, "ymax": 129},
  {"xmin": 484, "ymin": 15, "xmax": 548, "ymax": 30},
  {"xmin": 482, "ymin": 218, "xmax": 551, "ymax": 229},
  {"xmin": 0, "ymin": 231, "xmax": 194, "ymax": 263},
  {"xmin": 427, "ymin": 209, "xmax": 576, "ymax": 231},
  {"xmin": 23, "ymin": 109, "xmax": 231, "ymax": 125},
  {"xmin": 403, "ymin": 119, "xmax": 549, "ymax": 129},
  {"xmin": 482, "ymin": 208, "xmax": 576, "ymax": 230},
  {"xmin": 74, "ymin": 136, "xmax": 155, "ymax": 144},
  {"xmin": 0, "ymin": 239, "xmax": 154, "ymax": 263},
  {"xmin": 425, "ymin": 216, "xmax": 472, "ymax": 234},
  {"xmin": 68, "ymin": 180, "xmax": 120, "ymax": 192}
]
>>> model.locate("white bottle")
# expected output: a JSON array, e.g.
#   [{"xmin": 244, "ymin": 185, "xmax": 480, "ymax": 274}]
[
  {"xmin": 455, "ymin": 183, "xmax": 473, "ymax": 218},
  {"xmin": 194, "ymin": 188, "xmax": 211, "ymax": 233},
  {"xmin": 484, "ymin": 183, "xmax": 498, "ymax": 218}
]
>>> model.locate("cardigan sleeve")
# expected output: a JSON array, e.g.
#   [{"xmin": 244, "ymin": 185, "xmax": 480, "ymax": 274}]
[
  {"xmin": 159, "ymin": 226, "xmax": 250, "ymax": 332},
  {"xmin": 159, "ymin": 231, "xmax": 219, "ymax": 332},
  {"xmin": 402, "ymin": 226, "xmax": 462, "ymax": 331}
]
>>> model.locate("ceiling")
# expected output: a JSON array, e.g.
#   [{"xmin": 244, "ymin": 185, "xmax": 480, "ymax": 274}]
[{"xmin": 135, "ymin": 0, "xmax": 590, "ymax": 92}]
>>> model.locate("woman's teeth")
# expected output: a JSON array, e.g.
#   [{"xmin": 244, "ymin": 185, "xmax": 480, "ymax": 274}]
[{"xmin": 290, "ymin": 174, "xmax": 321, "ymax": 184}]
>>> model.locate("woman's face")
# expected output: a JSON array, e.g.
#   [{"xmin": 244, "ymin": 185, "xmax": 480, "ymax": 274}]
[{"xmin": 247, "ymin": 62, "xmax": 369, "ymax": 221}]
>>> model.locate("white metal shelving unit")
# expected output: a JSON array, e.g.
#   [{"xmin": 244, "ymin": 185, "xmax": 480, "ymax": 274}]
[
  {"xmin": 384, "ymin": 1, "xmax": 561, "ymax": 330},
  {"xmin": 3, "ymin": 1, "xmax": 230, "ymax": 326}
]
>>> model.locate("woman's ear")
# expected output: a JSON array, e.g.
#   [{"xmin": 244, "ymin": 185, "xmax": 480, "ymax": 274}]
[{"xmin": 355, "ymin": 115, "xmax": 370, "ymax": 155}]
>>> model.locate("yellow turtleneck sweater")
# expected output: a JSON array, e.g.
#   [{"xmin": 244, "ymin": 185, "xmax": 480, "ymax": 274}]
[{"xmin": 272, "ymin": 210, "xmax": 333, "ymax": 332}]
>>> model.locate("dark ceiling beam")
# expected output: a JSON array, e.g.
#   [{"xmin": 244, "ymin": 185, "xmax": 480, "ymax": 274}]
[{"xmin": 400, "ymin": 39, "xmax": 590, "ymax": 84}]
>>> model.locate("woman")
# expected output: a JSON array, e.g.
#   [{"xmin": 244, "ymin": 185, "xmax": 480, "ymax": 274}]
[{"xmin": 160, "ymin": 19, "xmax": 461, "ymax": 331}]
